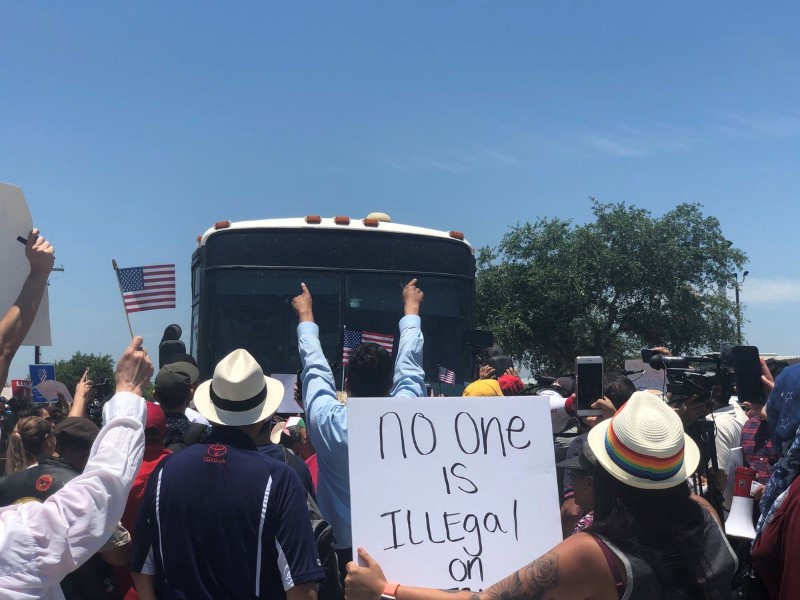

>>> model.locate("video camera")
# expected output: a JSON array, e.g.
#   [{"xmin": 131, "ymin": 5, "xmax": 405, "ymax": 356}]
[
  {"xmin": 646, "ymin": 350, "xmax": 735, "ymax": 404},
  {"xmin": 645, "ymin": 349, "xmax": 738, "ymax": 517}
]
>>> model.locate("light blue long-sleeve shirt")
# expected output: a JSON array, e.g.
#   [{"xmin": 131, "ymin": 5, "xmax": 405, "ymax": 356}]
[{"xmin": 298, "ymin": 315, "xmax": 424, "ymax": 549}]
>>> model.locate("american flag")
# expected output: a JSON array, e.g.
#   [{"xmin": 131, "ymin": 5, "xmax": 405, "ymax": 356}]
[
  {"xmin": 342, "ymin": 328, "xmax": 394, "ymax": 366},
  {"xmin": 438, "ymin": 366, "xmax": 456, "ymax": 385},
  {"xmin": 117, "ymin": 264, "xmax": 176, "ymax": 313}
]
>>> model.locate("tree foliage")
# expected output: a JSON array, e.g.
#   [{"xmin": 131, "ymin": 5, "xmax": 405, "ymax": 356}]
[
  {"xmin": 54, "ymin": 352, "xmax": 115, "ymax": 397},
  {"xmin": 476, "ymin": 201, "xmax": 748, "ymax": 375}
]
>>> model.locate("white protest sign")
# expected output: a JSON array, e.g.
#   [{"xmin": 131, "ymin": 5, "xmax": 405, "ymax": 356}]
[
  {"xmin": 0, "ymin": 183, "xmax": 51, "ymax": 346},
  {"xmin": 272, "ymin": 373, "xmax": 304, "ymax": 413},
  {"xmin": 349, "ymin": 396, "xmax": 561, "ymax": 590}
]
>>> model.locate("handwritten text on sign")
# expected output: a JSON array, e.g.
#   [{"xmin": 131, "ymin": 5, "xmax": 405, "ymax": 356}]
[{"xmin": 348, "ymin": 396, "xmax": 561, "ymax": 590}]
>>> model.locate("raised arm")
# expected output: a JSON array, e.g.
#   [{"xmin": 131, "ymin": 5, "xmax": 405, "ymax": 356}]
[
  {"xmin": 0, "ymin": 229, "xmax": 55, "ymax": 387},
  {"xmin": 68, "ymin": 368, "xmax": 93, "ymax": 418},
  {"xmin": 0, "ymin": 337, "xmax": 152, "ymax": 593},
  {"xmin": 293, "ymin": 284, "xmax": 347, "ymax": 450},
  {"xmin": 346, "ymin": 534, "xmax": 617, "ymax": 600},
  {"xmin": 391, "ymin": 279, "xmax": 425, "ymax": 398}
]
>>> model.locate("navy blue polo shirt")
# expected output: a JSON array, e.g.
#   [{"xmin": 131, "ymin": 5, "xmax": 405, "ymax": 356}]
[{"xmin": 132, "ymin": 426, "xmax": 324, "ymax": 599}]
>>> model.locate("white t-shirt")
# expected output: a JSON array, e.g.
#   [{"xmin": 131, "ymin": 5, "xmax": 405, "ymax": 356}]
[
  {"xmin": 707, "ymin": 402, "xmax": 748, "ymax": 509},
  {"xmin": 184, "ymin": 406, "xmax": 210, "ymax": 426}
]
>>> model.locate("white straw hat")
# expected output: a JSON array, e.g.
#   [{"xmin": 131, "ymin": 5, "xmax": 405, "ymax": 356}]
[
  {"xmin": 194, "ymin": 349, "xmax": 284, "ymax": 427},
  {"xmin": 587, "ymin": 391, "xmax": 700, "ymax": 489}
]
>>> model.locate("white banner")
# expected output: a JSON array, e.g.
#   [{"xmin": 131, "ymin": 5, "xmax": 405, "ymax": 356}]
[
  {"xmin": 349, "ymin": 396, "xmax": 561, "ymax": 590},
  {"xmin": 272, "ymin": 373, "xmax": 304, "ymax": 413},
  {"xmin": 0, "ymin": 183, "xmax": 51, "ymax": 346}
]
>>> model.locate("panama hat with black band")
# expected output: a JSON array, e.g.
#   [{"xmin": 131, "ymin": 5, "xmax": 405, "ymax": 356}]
[
  {"xmin": 194, "ymin": 349, "xmax": 284, "ymax": 427},
  {"xmin": 587, "ymin": 390, "xmax": 701, "ymax": 490}
]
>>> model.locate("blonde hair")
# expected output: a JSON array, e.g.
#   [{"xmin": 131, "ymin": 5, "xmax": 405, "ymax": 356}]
[{"xmin": 6, "ymin": 416, "xmax": 52, "ymax": 475}]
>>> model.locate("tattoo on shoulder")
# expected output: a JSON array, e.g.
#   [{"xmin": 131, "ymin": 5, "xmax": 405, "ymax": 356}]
[{"xmin": 482, "ymin": 552, "xmax": 560, "ymax": 600}]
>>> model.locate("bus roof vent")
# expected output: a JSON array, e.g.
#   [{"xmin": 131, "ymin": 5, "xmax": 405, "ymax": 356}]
[{"xmin": 366, "ymin": 212, "xmax": 391, "ymax": 223}]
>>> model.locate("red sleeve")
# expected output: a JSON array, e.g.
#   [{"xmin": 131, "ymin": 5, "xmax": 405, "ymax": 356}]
[{"xmin": 754, "ymin": 479, "xmax": 800, "ymax": 600}]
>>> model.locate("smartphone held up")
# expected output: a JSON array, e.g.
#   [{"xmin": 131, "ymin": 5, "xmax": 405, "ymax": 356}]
[
  {"xmin": 576, "ymin": 356, "xmax": 603, "ymax": 416},
  {"xmin": 731, "ymin": 345, "xmax": 764, "ymax": 405}
]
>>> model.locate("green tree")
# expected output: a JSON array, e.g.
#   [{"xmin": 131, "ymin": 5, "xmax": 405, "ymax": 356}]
[
  {"xmin": 477, "ymin": 201, "xmax": 747, "ymax": 374},
  {"xmin": 54, "ymin": 352, "xmax": 115, "ymax": 397}
]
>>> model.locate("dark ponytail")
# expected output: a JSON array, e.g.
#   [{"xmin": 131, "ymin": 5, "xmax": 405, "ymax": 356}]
[{"xmin": 587, "ymin": 466, "xmax": 709, "ymax": 599}]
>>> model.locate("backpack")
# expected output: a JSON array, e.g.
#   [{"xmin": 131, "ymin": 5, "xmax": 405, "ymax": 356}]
[
  {"xmin": 281, "ymin": 448, "xmax": 343, "ymax": 600},
  {"xmin": 166, "ymin": 422, "xmax": 207, "ymax": 453}
]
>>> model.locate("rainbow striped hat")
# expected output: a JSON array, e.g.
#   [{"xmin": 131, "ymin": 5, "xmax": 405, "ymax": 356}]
[{"xmin": 587, "ymin": 391, "xmax": 700, "ymax": 489}]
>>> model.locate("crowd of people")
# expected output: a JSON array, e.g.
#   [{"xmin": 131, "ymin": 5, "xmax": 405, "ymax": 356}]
[{"xmin": 1, "ymin": 229, "xmax": 800, "ymax": 599}]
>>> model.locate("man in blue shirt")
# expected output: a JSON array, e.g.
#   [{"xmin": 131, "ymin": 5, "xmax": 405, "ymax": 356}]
[
  {"xmin": 131, "ymin": 349, "xmax": 324, "ymax": 600},
  {"xmin": 293, "ymin": 279, "xmax": 425, "ymax": 571}
]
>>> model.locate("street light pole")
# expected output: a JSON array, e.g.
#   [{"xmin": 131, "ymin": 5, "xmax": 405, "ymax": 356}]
[
  {"xmin": 734, "ymin": 270, "xmax": 749, "ymax": 346},
  {"xmin": 34, "ymin": 265, "xmax": 64, "ymax": 365}
]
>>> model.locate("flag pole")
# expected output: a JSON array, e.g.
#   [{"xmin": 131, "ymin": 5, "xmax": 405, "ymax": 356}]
[
  {"xmin": 112, "ymin": 259, "xmax": 135, "ymax": 339},
  {"xmin": 341, "ymin": 326, "xmax": 347, "ymax": 391}
]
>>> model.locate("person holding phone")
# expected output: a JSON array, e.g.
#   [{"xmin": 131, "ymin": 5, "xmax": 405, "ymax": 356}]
[
  {"xmin": 740, "ymin": 357, "xmax": 783, "ymax": 487},
  {"xmin": 560, "ymin": 371, "xmax": 635, "ymax": 537},
  {"xmin": 346, "ymin": 392, "xmax": 737, "ymax": 600}
]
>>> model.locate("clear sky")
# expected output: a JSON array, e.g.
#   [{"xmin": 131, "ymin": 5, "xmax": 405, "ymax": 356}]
[{"xmin": 3, "ymin": 2, "xmax": 800, "ymax": 380}]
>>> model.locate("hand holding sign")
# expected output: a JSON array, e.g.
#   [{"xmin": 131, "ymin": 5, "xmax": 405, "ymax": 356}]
[
  {"xmin": 25, "ymin": 228, "xmax": 55, "ymax": 277},
  {"xmin": 0, "ymin": 183, "xmax": 52, "ymax": 348},
  {"xmin": 345, "ymin": 548, "xmax": 388, "ymax": 600},
  {"xmin": 348, "ymin": 396, "xmax": 560, "ymax": 590}
]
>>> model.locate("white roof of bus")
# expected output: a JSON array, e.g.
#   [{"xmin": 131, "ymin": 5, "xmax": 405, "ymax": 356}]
[{"xmin": 199, "ymin": 217, "xmax": 474, "ymax": 253}]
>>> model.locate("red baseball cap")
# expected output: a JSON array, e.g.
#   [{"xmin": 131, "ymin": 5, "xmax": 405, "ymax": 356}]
[{"xmin": 145, "ymin": 401, "xmax": 167, "ymax": 442}]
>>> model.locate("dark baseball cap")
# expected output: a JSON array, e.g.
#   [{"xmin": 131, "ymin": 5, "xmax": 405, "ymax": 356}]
[
  {"xmin": 552, "ymin": 377, "xmax": 576, "ymax": 397},
  {"xmin": 55, "ymin": 417, "xmax": 100, "ymax": 450},
  {"xmin": 556, "ymin": 443, "xmax": 597, "ymax": 475},
  {"xmin": 164, "ymin": 353, "xmax": 200, "ymax": 385},
  {"xmin": 155, "ymin": 366, "xmax": 192, "ymax": 404}
]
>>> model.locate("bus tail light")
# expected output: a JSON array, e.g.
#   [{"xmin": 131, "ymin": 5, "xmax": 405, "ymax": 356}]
[
  {"xmin": 305, "ymin": 215, "xmax": 322, "ymax": 224},
  {"xmin": 449, "ymin": 230, "xmax": 465, "ymax": 240},
  {"xmin": 214, "ymin": 221, "xmax": 231, "ymax": 230},
  {"xmin": 363, "ymin": 218, "xmax": 380, "ymax": 227},
  {"xmin": 334, "ymin": 216, "xmax": 351, "ymax": 225}
]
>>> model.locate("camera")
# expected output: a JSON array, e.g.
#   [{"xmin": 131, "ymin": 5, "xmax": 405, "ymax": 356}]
[
  {"xmin": 647, "ymin": 352, "xmax": 735, "ymax": 404},
  {"xmin": 647, "ymin": 351, "xmax": 736, "ymax": 516},
  {"xmin": 86, "ymin": 378, "xmax": 113, "ymax": 427}
]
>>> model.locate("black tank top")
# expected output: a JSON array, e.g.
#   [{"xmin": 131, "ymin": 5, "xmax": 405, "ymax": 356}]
[{"xmin": 593, "ymin": 508, "xmax": 737, "ymax": 600}]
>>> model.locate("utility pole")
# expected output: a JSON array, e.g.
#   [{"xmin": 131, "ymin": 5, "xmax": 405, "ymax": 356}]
[
  {"xmin": 733, "ymin": 270, "xmax": 749, "ymax": 346},
  {"xmin": 34, "ymin": 265, "xmax": 64, "ymax": 364}
]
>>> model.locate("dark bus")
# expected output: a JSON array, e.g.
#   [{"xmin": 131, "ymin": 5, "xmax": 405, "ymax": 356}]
[{"xmin": 190, "ymin": 214, "xmax": 487, "ymax": 391}]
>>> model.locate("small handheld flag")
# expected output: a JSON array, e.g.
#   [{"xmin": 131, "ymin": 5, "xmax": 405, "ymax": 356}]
[
  {"xmin": 112, "ymin": 260, "xmax": 176, "ymax": 338},
  {"xmin": 438, "ymin": 366, "xmax": 456, "ymax": 385},
  {"xmin": 342, "ymin": 328, "xmax": 395, "ymax": 366}
]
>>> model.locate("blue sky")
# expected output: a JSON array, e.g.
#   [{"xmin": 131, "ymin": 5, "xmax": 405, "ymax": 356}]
[{"xmin": 3, "ymin": 2, "xmax": 800, "ymax": 379}]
